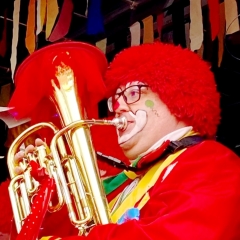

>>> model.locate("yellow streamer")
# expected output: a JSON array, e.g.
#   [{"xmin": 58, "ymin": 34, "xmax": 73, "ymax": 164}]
[
  {"xmin": 142, "ymin": 15, "xmax": 154, "ymax": 44},
  {"xmin": 111, "ymin": 149, "xmax": 186, "ymax": 223},
  {"xmin": 41, "ymin": 0, "xmax": 47, "ymax": 30},
  {"xmin": 25, "ymin": 0, "xmax": 36, "ymax": 54},
  {"xmin": 46, "ymin": 0, "xmax": 59, "ymax": 39}
]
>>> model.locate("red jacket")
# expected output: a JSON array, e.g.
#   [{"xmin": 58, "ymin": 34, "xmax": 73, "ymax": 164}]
[
  {"xmin": 58, "ymin": 140, "xmax": 240, "ymax": 240},
  {"xmin": 3, "ymin": 140, "xmax": 240, "ymax": 240}
]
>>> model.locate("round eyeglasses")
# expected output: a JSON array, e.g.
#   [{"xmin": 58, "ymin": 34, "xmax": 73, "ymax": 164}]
[{"xmin": 107, "ymin": 85, "xmax": 149, "ymax": 112}]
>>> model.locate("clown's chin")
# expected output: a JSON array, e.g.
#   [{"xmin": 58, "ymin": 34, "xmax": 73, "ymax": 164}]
[
  {"xmin": 119, "ymin": 134, "xmax": 134, "ymax": 146},
  {"xmin": 119, "ymin": 137, "xmax": 141, "ymax": 161},
  {"xmin": 119, "ymin": 138, "xmax": 135, "ymax": 154}
]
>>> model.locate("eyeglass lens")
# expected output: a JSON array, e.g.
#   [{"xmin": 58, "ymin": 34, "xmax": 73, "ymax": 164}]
[{"xmin": 108, "ymin": 85, "xmax": 148, "ymax": 112}]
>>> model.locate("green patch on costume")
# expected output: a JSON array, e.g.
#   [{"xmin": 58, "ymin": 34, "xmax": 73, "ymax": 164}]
[{"xmin": 103, "ymin": 156, "xmax": 141, "ymax": 195}]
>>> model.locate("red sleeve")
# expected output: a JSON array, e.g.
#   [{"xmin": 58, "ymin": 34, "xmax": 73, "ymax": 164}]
[
  {"xmin": 0, "ymin": 180, "xmax": 12, "ymax": 234},
  {"xmin": 58, "ymin": 140, "xmax": 240, "ymax": 240}
]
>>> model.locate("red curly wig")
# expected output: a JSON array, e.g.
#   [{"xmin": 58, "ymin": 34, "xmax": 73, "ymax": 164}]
[{"xmin": 105, "ymin": 42, "xmax": 220, "ymax": 138}]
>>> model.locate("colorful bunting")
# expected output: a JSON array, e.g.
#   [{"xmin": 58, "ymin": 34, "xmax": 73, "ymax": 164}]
[
  {"xmin": 96, "ymin": 38, "xmax": 107, "ymax": 54},
  {"xmin": 0, "ymin": 84, "xmax": 11, "ymax": 107},
  {"xmin": 36, "ymin": 0, "xmax": 47, "ymax": 35},
  {"xmin": 10, "ymin": 0, "xmax": 20, "ymax": 81},
  {"xmin": 208, "ymin": 0, "xmax": 220, "ymax": 40},
  {"xmin": 185, "ymin": 22, "xmax": 190, "ymax": 49},
  {"xmin": 197, "ymin": 43, "xmax": 204, "ymax": 59},
  {"xmin": 48, "ymin": 0, "xmax": 73, "ymax": 42},
  {"xmin": 156, "ymin": 14, "xmax": 164, "ymax": 41},
  {"xmin": 129, "ymin": 22, "xmax": 141, "ymax": 46},
  {"xmin": 3, "ymin": 0, "xmax": 240, "ymax": 86},
  {"xmin": 45, "ymin": 0, "xmax": 59, "ymax": 39},
  {"xmin": 142, "ymin": 15, "xmax": 154, "ymax": 44},
  {"xmin": 225, "ymin": 0, "xmax": 239, "ymax": 35},
  {"xmin": 85, "ymin": 0, "xmax": 89, "ymax": 16},
  {"xmin": 189, "ymin": 0, "xmax": 203, "ymax": 51},
  {"xmin": 87, "ymin": 0, "xmax": 104, "ymax": 35},
  {"xmin": 25, "ymin": 0, "xmax": 36, "ymax": 54}
]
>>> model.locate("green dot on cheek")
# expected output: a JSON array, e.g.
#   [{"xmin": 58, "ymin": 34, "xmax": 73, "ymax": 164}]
[{"xmin": 145, "ymin": 100, "xmax": 154, "ymax": 108}]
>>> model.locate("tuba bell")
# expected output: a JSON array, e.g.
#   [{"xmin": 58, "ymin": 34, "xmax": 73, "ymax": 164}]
[{"xmin": 7, "ymin": 41, "xmax": 127, "ymax": 238}]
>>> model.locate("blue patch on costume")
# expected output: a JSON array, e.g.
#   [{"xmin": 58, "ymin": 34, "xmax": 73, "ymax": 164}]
[{"xmin": 117, "ymin": 208, "xmax": 140, "ymax": 224}]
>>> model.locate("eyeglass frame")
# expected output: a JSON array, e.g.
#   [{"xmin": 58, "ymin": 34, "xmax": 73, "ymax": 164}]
[{"xmin": 107, "ymin": 84, "xmax": 149, "ymax": 112}]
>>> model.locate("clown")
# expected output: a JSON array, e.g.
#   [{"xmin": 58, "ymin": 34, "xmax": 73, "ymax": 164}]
[{"xmin": 2, "ymin": 42, "xmax": 240, "ymax": 240}]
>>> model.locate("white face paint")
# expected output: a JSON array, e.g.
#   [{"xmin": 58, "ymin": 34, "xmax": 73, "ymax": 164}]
[
  {"xmin": 117, "ymin": 110, "xmax": 147, "ymax": 144},
  {"xmin": 113, "ymin": 81, "xmax": 188, "ymax": 160}
]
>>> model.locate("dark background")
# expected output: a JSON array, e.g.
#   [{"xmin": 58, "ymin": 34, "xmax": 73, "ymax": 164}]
[{"xmin": 1, "ymin": 0, "xmax": 240, "ymax": 183}]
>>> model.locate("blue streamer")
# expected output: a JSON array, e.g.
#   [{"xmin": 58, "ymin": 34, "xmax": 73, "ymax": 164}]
[
  {"xmin": 117, "ymin": 208, "xmax": 140, "ymax": 224},
  {"xmin": 86, "ymin": 0, "xmax": 105, "ymax": 35}
]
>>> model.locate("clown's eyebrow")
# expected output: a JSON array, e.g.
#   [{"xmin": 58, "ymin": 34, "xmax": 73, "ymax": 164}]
[
  {"xmin": 115, "ymin": 81, "xmax": 147, "ymax": 94},
  {"xmin": 116, "ymin": 87, "xmax": 123, "ymax": 93},
  {"xmin": 126, "ymin": 81, "xmax": 144, "ymax": 88}
]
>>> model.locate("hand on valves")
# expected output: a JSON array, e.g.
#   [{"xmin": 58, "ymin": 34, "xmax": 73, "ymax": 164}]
[{"xmin": 13, "ymin": 138, "xmax": 47, "ymax": 175}]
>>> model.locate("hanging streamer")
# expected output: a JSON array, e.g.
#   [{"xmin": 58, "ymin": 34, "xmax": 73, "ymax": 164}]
[
  {"xmin": 0, "ymin": 9, "xmax": 7, "ymax": 57},
  {"xmin": 10, "ymin": 0, "xmax": 21, "ymax": 81},
  {"xmin": 87, "ymin": 0, "xmax": 104, "ymax": 35},
  {"xmin": 218, "ymin": 2, "xmax": 226, "ymax": 67},
  {"xmin": 142, "ymin": 15, "xmax": 154, "ymax": 44},
  {"xmin": 208, "ymin": 0, "xmax": 220, "ymax": 40},
  {"xmin": 96, "ymin": 38, "xmax": 107, "ymax": 54},
  {"xmin": 129, "ymin": 22, "xmax": 141, "ymax": 46},
  {"xmin": 156, "ymin": 14, "xmax": 164, "ymax": 41},
  {"xmin": 46, "ymin": 0, "xmax": 59, "ymax": 39},
  {"xmin": 185, "ymin": 22, "xmax": 190, "ymax": 49},
  {"xmin": 197, "ymin": 44, "xmax": 204, "ymax": 59},
  {"xmin": 85, "ymin": 0, "xmax": 89, "ymax": 16},
  {"xmin": 48, "ymin": 0, "xmax": 73, "ymax": 42},
  {"xmin": 0, "ymin": 84, "xmax": 11, "ymax": 107},
  {"xmin": 189, "ymin": 0, "xmax": 203, "ymax": 51},
  {"xmin": 225, "ymin": 0, "xmax": 239, "ymax": 35},
  {"xmin": 36, "ymin": 0, "xmax": 41, "ymax": 35},
  {"xmin": 25, "ymin": 0, "xmax": 36, "ymax": 54},
  {"xmin": 36, "ymin": 0, "xmax": 47, "ymax": 35}
]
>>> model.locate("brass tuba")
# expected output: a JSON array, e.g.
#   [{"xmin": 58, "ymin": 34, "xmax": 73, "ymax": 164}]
[{"xmin": 7, "ymin": 41, "xmax": 126, "ymax": 237}]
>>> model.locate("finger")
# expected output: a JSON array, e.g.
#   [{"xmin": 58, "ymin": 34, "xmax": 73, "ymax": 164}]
[
  {"xmin": 35, "ymin": 138, "xmax": 45, "ymax": 147},
  {"xmin": 14, "ymin": 150, "xmax": 25, "ymax": 164},
  {"xmin": 25, "ymin": 144, "xmax": 35, "ymax": 154},
  {"xmin": 35, "ymin": 138, "xmax": 51, "ymax": 154},
  {"xmin": 14, "ymin": 144, "xmax": 35, "ymax": 174},
  {"xmin": 14, "ymin": 166, "xmax": 24, "ymax": 175}
]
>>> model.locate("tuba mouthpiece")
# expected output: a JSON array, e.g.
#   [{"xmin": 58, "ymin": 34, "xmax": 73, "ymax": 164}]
[{"xmin": 111, "ymin": 117, "xmax": 127, "ymax": 130}]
